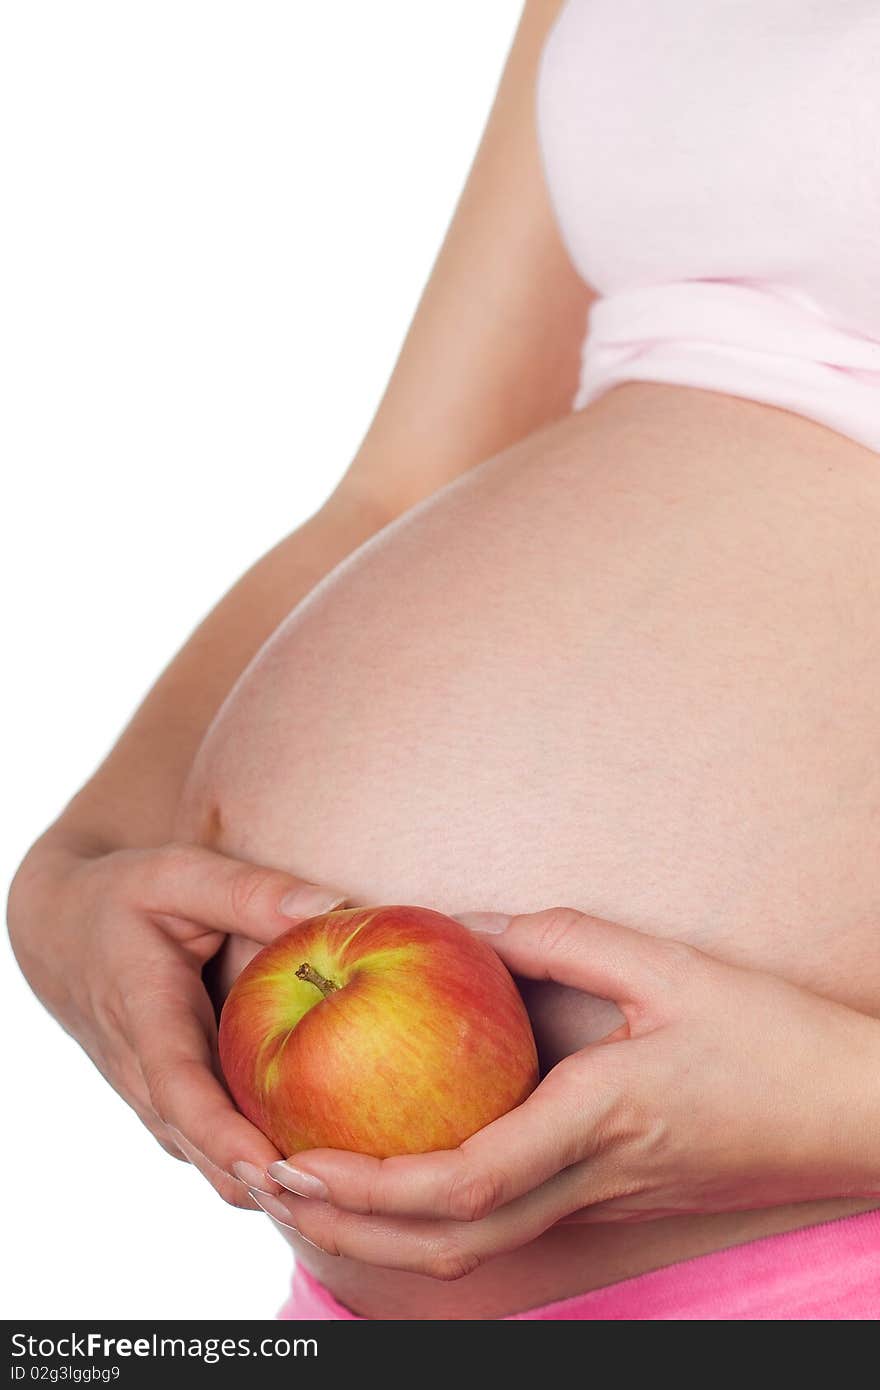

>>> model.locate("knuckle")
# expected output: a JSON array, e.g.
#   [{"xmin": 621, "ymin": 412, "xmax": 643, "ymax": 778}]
[
  {"xmin": 425, "ymin": 1237, "xmax": 481, "ymax": 1283},
  {"xmin": 362, "ymin": 1164, "xmax": 391, "ymax": 1218},
  {"xmin": 447, "ymin": 1167, "xmax": 505, "ymax": 1223},
  {"xmin": 228, "ymin": 866, "xmax": 275, "ymax": 924},
  {"xmin": 143, "ymin": 1061, "xmax": 180, "ymax": 1121},
  {"xmin": 535, "ymin": 907, "xmax": 586, "ymax": 958}
]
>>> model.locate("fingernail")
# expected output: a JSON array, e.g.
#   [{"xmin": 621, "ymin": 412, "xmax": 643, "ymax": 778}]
[
  {"xmin": 268, "ymin": 1161, "xmax": 328, "ymax": 1199},
  {"xmin": 232, "ymin": 1160, "xmax": 277, "ymax": 1195},
  {"xmin": 279, "ymin": 885, "xmax": 347, "ymax": 919},
  {"xmin": 454, "ymin": 911, "xmax": 511, "ymax": 934},
  {"xmin": 249, "ymin": 1190, "xmax": 297, "ymax": 1227}
]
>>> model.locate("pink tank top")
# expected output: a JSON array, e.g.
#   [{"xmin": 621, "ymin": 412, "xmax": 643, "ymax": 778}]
[{"xmin": 537, "ymin": 1, "xmax": 880, "ymax": 452}]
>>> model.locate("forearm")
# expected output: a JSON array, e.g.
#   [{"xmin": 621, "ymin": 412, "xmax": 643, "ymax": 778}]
[{"xmin": 29, "ymin": 479, "xmax": 393, "ymax": 862}]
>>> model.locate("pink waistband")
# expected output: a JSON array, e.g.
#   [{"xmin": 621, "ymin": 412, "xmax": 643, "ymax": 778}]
[{"xmin": 278, "ymin": 1207, "xmax": 880, "ymax": 1320}]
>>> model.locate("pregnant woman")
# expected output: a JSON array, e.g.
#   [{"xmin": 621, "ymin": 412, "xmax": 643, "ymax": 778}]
[{"xmin": 9, "ymin": 0, "xmax": 880, "ymax": 1320}]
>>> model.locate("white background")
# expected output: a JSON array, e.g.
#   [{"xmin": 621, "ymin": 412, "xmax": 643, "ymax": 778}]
[{"xmin": 1, "ymin": 1, "xmax": 520, "ymax": 1320}]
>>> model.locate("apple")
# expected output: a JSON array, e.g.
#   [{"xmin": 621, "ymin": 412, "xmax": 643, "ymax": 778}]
[{"xmin": 219, "ymin": 904, "xmax": 539, "ymax": 1158}]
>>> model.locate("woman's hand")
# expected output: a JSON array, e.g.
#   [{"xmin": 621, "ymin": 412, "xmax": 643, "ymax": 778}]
[
  {"xmin": 8, "ymin": 837, "xmax": 344, "ymax": 1207},
  {"xmin": 261, "ymin": 907, "xmax": 880, "ymax": 1278}
]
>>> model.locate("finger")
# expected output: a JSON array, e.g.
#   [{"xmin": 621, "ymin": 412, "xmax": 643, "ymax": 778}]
[
  {"xmin": 133, "ymin": 843, "xmax": 347, "ymax": 944},
  {"xmin": 109, "ymin": 1052, "xmax": 189, "ymax": 1162},
  {"xmin": 259, "ymin": 1162, "xmax": 599, "ymax": 1280},
  {"xmin": 131, "ymin": 1102, "xmax": 189, "ymax": 1161},
  {"xmin": 459, "ymin": 907, "xmax": 698, "ymax": 1016},
  {"xmin": 168, "ymin": 1127, "xmax": 260, "ymax": 1210},
  {"xmin": 77, "ymin": 1029, "xmax": 187, "ymax": 1164},
  {"xmin": 125, "ymin": 966, "xmax": 285, "ymax": 1199},
  {"xmin": 269, "ymin": 1056, "xmax": 610, "ymax": 1221}
]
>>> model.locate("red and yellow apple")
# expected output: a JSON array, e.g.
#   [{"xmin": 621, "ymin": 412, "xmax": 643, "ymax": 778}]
[{"xmin": 219, "ymin": 905, "xmax": 538, "ymax": 1158}]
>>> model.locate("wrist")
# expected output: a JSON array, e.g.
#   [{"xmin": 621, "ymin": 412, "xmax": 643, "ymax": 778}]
[{"xmin": 7, "ymin": 823, "xmax": 106, "ymax": 969}]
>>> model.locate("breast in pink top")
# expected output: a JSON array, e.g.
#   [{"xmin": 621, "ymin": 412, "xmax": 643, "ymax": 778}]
[{"xmin": 536, "ymin": 0, "xmax": 880, "ymax": 452}]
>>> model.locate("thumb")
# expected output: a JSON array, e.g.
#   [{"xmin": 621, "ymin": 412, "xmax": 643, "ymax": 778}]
[
  {"xmin": 135, "ymin": 843, "xmax": 347, "ymax": 944},
  {"xmin": 455, "ymin": 907, "xmax": 691, "ymax": 1017}
]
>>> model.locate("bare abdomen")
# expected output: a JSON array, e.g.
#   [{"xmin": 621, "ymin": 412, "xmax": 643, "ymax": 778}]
[{"xmin": 179, "ymin": 384, "xmax": 880, "ymax": 1316}]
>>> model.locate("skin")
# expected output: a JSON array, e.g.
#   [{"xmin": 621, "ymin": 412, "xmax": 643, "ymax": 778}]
[
  {"xmin": 8, "ymin": 0, "xmax": 880, "ymax": 1316},
  {"xmin": 183, "ymin": 382, "xmax": 880, "ymax": 1317}
]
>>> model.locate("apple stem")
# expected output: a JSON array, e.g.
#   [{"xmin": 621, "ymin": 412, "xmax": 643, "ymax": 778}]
[{"xmin": 295, "ymin": 962, "xmax": 339, "ymax": 997}]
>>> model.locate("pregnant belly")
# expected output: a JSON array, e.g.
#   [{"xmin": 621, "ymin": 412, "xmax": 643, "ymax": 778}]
[{"xmin": 179, "ymin": 383, "xmax": 880, "ymax": 1318}]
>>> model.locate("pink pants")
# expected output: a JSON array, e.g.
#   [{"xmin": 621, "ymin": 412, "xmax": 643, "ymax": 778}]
[{"xmin": 278, "ymin": 1208, "xmax": 880, "ymax": 1320}]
